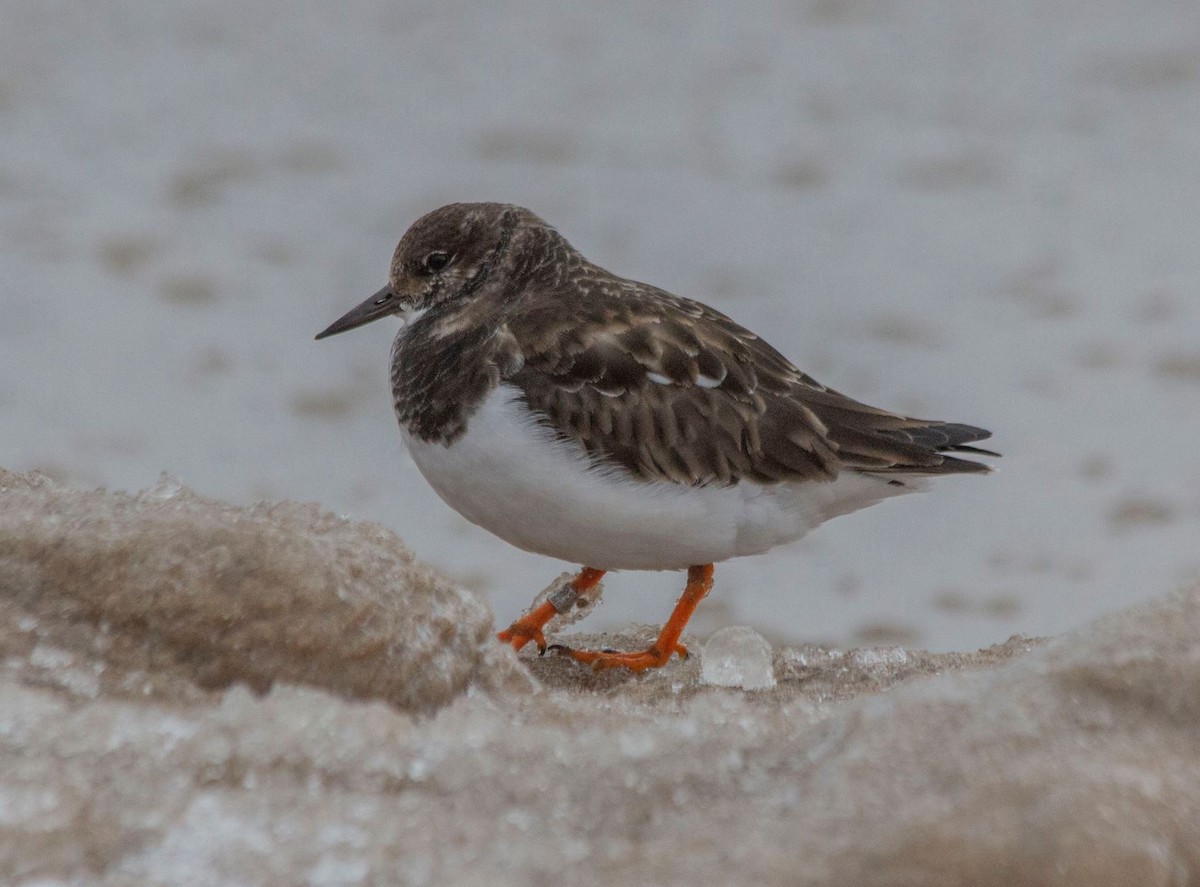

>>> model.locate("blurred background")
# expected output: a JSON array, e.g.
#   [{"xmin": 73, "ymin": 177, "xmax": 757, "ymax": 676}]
[{"xmin": 2, "ymin": 1, "xmax": 1198, "ymax": 650}]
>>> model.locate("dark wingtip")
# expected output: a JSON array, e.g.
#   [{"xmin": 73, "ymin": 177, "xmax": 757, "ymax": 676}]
[
  {"xmin": 945, "ymin": 443, "xmax": 1001, "ymax": 458},
  {"xmin": 899, "ymin": 423, "xmax": 999, "ymax": 456},
  {"xmin": 933, "ymin": 424, "xmax": 999, "ymax": 473},
  {"xmin": 935, "ymin": 454, "xmax": 996, "ymax": 474}
]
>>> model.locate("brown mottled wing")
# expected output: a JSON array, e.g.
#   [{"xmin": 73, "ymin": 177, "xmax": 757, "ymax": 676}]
[{"xmin": 504, "ymin": 279, "xmax": 994, "ymax": 485}]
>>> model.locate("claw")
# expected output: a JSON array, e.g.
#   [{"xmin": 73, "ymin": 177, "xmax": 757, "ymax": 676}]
[
  {"xmin": 495, "ymin": 624, "xmax": 547, "ymax": 653},
  {"xmin": 496, "ymin": 601, "xmax": 558, "ymax": 653}
]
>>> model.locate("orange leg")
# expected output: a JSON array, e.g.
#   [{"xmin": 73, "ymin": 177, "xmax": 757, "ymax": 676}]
[
  {"xmin": 496, "ymin": 567, "xmax": 605, "ymax": 653},
  {"xmin": 548, "ymin": 564, "xmax": 714, "ymax": 673}
]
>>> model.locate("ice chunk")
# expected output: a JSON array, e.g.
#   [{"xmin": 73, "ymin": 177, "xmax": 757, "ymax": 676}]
[
  {"xmin": 0, "ymin": 467, "xmax": 529, "ymax": 714},
  {"xmin": 529, "ymin": 571, "xmax": 605, "ymax": 631},
  {"xmin": 850, "ymin": 646, "xmax": 910, "ymax": 668},
  {"xmin": 141, "ymin": 473, "xmax": 186, "ymax": 502},
  {"xmin": 699, "ymin": 626, "xmax": 776, "ymax": 690}
]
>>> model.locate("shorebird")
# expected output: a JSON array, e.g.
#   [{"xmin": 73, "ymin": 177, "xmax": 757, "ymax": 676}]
[{"xmin": 317, "ymin": 203, "xmax": 996, "ymax": 672}]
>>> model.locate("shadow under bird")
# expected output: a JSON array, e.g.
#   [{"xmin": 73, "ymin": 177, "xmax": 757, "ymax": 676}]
[{"xmin": 317, "ymin": 203, "xmax": 998, "ymax": 672}]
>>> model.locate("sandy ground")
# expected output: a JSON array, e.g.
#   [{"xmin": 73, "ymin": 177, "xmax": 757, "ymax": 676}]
[
  {"xmin": 2, "ymin": 469, "xmax": 1198, "ymax": 885},
  {"xmin": 3, "ymin": 1, "xmax": 1200, "ymax": 651}
]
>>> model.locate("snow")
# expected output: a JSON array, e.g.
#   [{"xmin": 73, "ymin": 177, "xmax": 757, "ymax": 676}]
[
  {"xmin": 700, "ymin": 626, "xmax": 777, "ymax": 690},
  {"xmin": 850, "ymin": 646, "xmax": 910, "ymax": 668}
]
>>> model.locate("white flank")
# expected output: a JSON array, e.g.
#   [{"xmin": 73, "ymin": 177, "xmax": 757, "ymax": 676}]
[{"xmin": 402, "ymin": 384, "xmax": 919, "ymax": 571}]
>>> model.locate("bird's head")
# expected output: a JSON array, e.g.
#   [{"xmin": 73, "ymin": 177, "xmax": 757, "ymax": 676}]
[{"xmin": 315, "ymin": 202, "xmax": 528, "ymax": 340}]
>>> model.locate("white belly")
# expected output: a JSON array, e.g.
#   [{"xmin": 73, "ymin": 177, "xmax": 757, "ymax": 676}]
[{"xmin": 401, "ymin": 384, "xmax": 916, "ymax": 571}]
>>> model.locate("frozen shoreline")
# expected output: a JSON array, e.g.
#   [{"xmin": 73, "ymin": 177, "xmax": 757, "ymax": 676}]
[
  {"xmin": 5, "ymin": 0, "xmax": 1200, "ymax": 652},
  {"xmin": 2, "ymin": 470, "xmax": 1195, "ymax": 884}
]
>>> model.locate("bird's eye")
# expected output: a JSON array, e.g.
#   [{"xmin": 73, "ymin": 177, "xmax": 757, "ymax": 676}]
[{"xmin": 423, "ymin": 251, "xmax": 451, "ymax": 273}]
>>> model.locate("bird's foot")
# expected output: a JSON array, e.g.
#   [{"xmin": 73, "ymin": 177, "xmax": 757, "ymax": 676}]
[
  {"xmin": 496, "ymin": 601, "xmax": 557, "ymax": 653},
  {"xmin": 496, "ymin": 568, "xmax": 606, "ymax": 654},
  {"xmin": 545, "ymin": 641, "xmax": 688, "ymax": 673}
]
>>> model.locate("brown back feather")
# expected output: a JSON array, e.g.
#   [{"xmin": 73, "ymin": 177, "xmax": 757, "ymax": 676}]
[{"xmin": 504, "ymin": 276, "xmax": 995, "ymax": 486}]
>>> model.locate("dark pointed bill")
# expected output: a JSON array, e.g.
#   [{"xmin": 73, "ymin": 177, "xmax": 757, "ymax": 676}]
[{"xmin": 315, "ymin": 286, "xmax": 397, "ymax": 340}]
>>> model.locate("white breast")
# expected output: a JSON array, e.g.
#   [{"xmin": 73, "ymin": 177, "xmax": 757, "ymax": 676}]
[{"xmin": 400, "ymin": 384, "xmax": 916, "ymax": 571}]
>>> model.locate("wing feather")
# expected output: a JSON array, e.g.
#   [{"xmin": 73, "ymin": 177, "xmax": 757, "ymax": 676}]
[{"xmin": 503, "ymin": 279, "xmax": 995, "ymax": 485}]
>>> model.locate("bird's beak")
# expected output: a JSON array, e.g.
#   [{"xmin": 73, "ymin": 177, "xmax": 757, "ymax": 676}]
[{"xmin": 315, "ymin": 286, "xmax": 398, "ymax": 340}]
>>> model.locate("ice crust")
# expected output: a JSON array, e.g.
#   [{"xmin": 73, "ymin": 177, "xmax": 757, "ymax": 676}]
[
  {"xmin": 0, "ymin": 469, "xmax": 528, "ymax": 716},
  {"xmin": 2, "ymin": 469, "xmax": 1199, "ymax": 885},
  {"xmin": 528, "ymin": 570, "xmax": 606, "ymax": 632}
]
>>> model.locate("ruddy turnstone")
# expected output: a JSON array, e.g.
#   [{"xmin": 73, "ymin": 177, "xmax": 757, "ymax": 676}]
[{"xmin": 317, "ymin": 203, "xmax": 997, "ymax": 672}]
